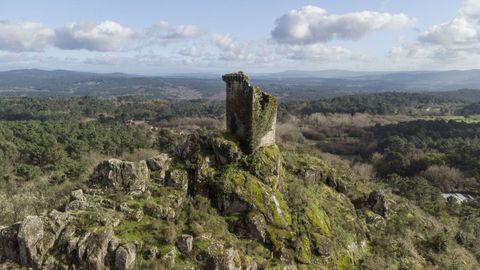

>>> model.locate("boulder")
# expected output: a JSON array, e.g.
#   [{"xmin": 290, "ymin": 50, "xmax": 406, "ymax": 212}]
[
  {"xmin": 89, "ymin": 159, "xmax": 150, "ymax": 194},
  {"xmin": 0, "ymin": 223, "xmax": 20, "ymax": 263},
  {"xmin": 70, "ymin": 189, "xmax": 87, "ymax": 201},
  {"xmin": 115, "ymin": 243, "xmax": 136, "ymax": 270},
  {"xmin": 326, "ymin": 175, "xmax": 347, "ymax": 193},
  {"xmin": 161, "ymin": 247, "xmax": 176, "ymax": 268},
  {"xmin": 46, "ymin": 210, "xmax": 71, "ymax": 245},
  {"xmin": 176, "ymin": 134, "xmax": 201, "ymax": 159},
  {"xmin": 66, "ymin": 189, "xmax": 88, "ymax": 210},
  {"xmin": 246, "ymin": 212, "xmax": 267, "ymax": 243},
  {"xmin": 17, "ymin": 216, "xmax": 44, "ymax": 269},
  {"xmin": 117, "ymin": 203, "xmax": 144, "ymax": 222},
  {"xmin": 210, "ymin": 137, "xmax": 242, "ymax": 166},
  {"xmin": 244, "ymin": 145, "xmax": 282, "ymax": 189},
  {"xmin": 176, "ymin": 234, "xmax": 193, "ymax": 254},
  {"xmin": 165, "ymin": 169, "xmax": 189, "ymax": 192},
  {"xmin": 146, "ymin": 154, "xmax": 171, "ymax": 180},
  {"xmin": 144, "ymin": 202, "xmax": 176, "ymax": 221},
  {"xmin": 368, "ymin": 190, "xmax": 389, "ymax": 217},
  {"xmin": 302, "ymin": 168, "xmax": 321, "ymax": 185},
  {"xmin": 313, "ymin": 234, "xmax": 333, "ymax": 257},
  {"xmin": 207, "ymin": 246, "xmax": 242, "ymax": 270},
  {"xmin": 221, "ymin": 193, "xmax": 250, "ymax": 215},
  {"xmin": 80, "ymin": 228, "xmax": 115, "ymax": 270},
  {"xmin": 142, "ymin": 244, "xmax": 158, "ymax": 260}
]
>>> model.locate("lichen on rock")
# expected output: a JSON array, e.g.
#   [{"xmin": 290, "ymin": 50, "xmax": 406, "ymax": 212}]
[{"xmin": 89, "ymin": 159, "xmax": 150, "ymax": 194}]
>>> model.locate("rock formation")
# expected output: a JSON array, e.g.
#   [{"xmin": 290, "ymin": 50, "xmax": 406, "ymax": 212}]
[
  {"xmin": 89, "ymin": 159, "xmax": 150, "ymax": 194},
  {"xmin": 223, "ymin": 72, "xmax": 277, "ymax": 154}
]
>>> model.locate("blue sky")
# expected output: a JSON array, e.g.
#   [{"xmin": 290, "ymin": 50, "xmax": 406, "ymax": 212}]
[{"xmin": 0, "ymin": 0, "xmax": 477, "ymax": 74}]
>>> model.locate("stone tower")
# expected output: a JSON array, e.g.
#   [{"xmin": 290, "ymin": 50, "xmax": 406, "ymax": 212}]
[{"xmin": 222, "ymin": 71, "xmax": 277, "ymax": 154}]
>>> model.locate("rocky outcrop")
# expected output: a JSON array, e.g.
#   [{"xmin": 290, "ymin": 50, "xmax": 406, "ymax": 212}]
[
  {"xmin": 0, "ymin": 223, "xmax": 20, "ymax": 263},
  {"xmin": 211, "ymin": 137, "xmax": 242, "ymax": 166},
  {"xmin": 17, "ymin": 216, "xmax": 44, "ymax": 268},
  {"xmin": 117, "ymin": 203, "xmax": 144, "ymax": 221},
  {"xmin": 146, "ymin": 154, "xmax": 171, "ymax": 181},
  {"xmin": 0, "ymin": 208, "xmax": 137, "ymax": 270},
  {"xmin": 144, "ymin": 202, "xmax": 176, "ymax": 221},
  {"xmin": 368, "ymin": 190, "xmax": 389, "ymax": 217},
  {"xmin": 89, "ymin": 159, "xmax": 150, "ymax": 194},
  {"xmin": 115, "ymin": 243, "xmax": 136, "ymax": 270},
  {"xmin": 176, "ymin": 234, "xmax": 193, "ymax": 254},
  {"xmin": 246, "ymin": 212, "xmax": 267, "ymax": 243},
  {"xmin": 66, "ymin": 189, "xmax": 88, "ymax": 210},
  {"xmin": 165, "ymin": 169, "xmax": 188, "ymax": 192}
]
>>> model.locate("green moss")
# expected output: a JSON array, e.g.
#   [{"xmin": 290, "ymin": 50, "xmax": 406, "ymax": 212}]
[
  {"xmin": 269, "ymin": 190, "xmax": 291, "ymax": 227},
  {"xmin": 193, "ymin": 239, "xmax": 210, "ymax": 251},
  {"xmin": 115, "ymin": 216, "xmax": 168, "ymax": 245},
  {"xmin": 211, "ymin": 136, "xmax": 242, "ymax": 163},
  {"xmin": 296, "ymin": 234, "xmax": 312, "ymax": 264},
  {"xmin": 249, "ymin": 87, "xmax": 277, "ymax": 152},
  {"xmin": 242, "ymin": 145, "xmax": 282, "ymax": 184},
  {"xmin": 246, "ymin": 178, "xmax": 267, "ymax": 213},
  {"xmin": 266, "ymin": 225, "xmax": 294, "ymax": 254},
  {"xmin": 222, "ymin": 165, "xmax": 246, "ymax": 194},
  {"xmin": 306, "ymin": 205, "xmax": 331, "ymax": 236},
  {"xmin": 337, "ymin": 255, "xmax": 354, "ymax": 270}
]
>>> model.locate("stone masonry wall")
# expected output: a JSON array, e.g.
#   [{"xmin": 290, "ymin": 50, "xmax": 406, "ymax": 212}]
[{"xmin": 222, "ymin": 72, "xmax": 277, "ymax": 154}]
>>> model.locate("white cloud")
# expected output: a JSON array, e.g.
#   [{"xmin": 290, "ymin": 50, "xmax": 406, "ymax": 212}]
[
  {"xmin": 164, "ymin": 25, "xmax": 205, "ymax": 40},
  {"xmin": 212, "ymin": 33, "xmax": 274, "ymax": 63},
  {"xmin": 388, "ymin": 42, "xmax": 430, "ymax": 61},
  {"xmin": 391, "ymin": 0, "xmax": 480, "ymax": 64},
  {"xmin": 279, "ymin": 44, "xmax": 363, "ymax": 62},
  {"xmin": 179, "ymin": 47, "xmax": 202, "ymax": 58},
  {"xmin": 141, "ymin": 23, "xmax": 205, "ymax": 46},
  {"xmin": 212, "ymin": 33, "xmax": 251, "ymax": 61},
  {"xmin": 272, "ymin": 5, "xmax": 411, "ymax": 44},
  {"xmin": 0, "ymin": 21, "xmax": 54, "ymax": 52},
  {"xmin": 84, "ymin": 53, "xmax": 170, "ymax": 66},
  {"xmin": 419, "ymin": 0, "xmax": 480, "ymax": 50},
  {"xmin": 54, "ymin": 21, "xmax": 134, "ymax": 51}
]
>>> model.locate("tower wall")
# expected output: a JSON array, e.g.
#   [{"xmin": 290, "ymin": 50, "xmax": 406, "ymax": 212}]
[{"xmin": 222, "ymin": 72, "xmax": 277, "ymax": 154}]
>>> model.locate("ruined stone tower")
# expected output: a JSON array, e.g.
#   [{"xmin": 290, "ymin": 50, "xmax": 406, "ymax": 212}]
[{"xmin": 222, "ymin": 71, "xmax": 277, "ymax": 154}]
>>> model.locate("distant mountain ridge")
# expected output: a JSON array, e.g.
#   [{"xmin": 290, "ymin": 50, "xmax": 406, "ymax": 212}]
[{"xmin": 0, "ymin": 69, "xmax": 479, "ymax": 99}]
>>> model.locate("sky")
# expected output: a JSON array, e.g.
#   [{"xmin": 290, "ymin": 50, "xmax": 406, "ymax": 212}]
[{"xmin": 0, "ymin": 0, "xmax": 478, "ymax": 74}]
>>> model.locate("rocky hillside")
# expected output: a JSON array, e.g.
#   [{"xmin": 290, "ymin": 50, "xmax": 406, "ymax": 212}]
[{"xmin": 0, "ymin": 132, "xmax": 478, "ymax": 269}]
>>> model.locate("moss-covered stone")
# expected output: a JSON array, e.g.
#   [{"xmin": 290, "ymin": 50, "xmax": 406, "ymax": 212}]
[
  {"xmin": 242, "ymin": 145, "xmax": 283, "ymax": 189},
  {"xmin": 295, "ymin": 234, "xmax": 312, "ymax": 264}
]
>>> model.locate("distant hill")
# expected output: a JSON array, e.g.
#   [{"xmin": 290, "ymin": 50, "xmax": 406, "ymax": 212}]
[{"xmin": 0, "ymin": 69, "xmax": 480, "ymax": 100}]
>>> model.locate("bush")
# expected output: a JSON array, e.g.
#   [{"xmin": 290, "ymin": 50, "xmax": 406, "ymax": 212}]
[
  {"xmin": 426, "ymin": 232, "xmax": 449, "ymax": 253},
  {"xmin": 15, "ymin": 164, "xmax": 42, "ymax": 181}
]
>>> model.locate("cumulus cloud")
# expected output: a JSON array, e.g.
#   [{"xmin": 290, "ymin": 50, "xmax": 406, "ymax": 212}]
[
  {"xmin": 141, "ymin": 23, "xmax": 205, "ymax": 46},
  {"xmin": 279, "ymin": 44, "xmax": 363, "ymax": 62},
  {"xmin": 54, "ymin": 21, "xmax": 135, "ymax": 51},
  {"xmin": 84, "ymin": 53, "xmax": 170, "ymax": 66},
  {"xmin": 272, "ymin": 5, "xmax": 411, "ymax": 44},
  {"xmin": 212, "ymin": 33, "xmax": 274, "ymax": 63},
  {"xmin": 0, "ymin": 21, "xmax": 54, "ymax": 52},
  {"xmin": 179, "ymin": 47, "xmax": 202, "ymax": 58},
  {"xmin": 419, "ymin": 0, "xmax": 480, "ymax": 50},
  {"xmin": 388, "ymin": 42, "xmax": 430, "ymax": 61},
  {"xmin": 391, "ymin": 0, "xmax": 480, "ymax": 63},
  {"xmin": 164, "ymin": 25, "xmax": 205, "ymax": 40}
]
